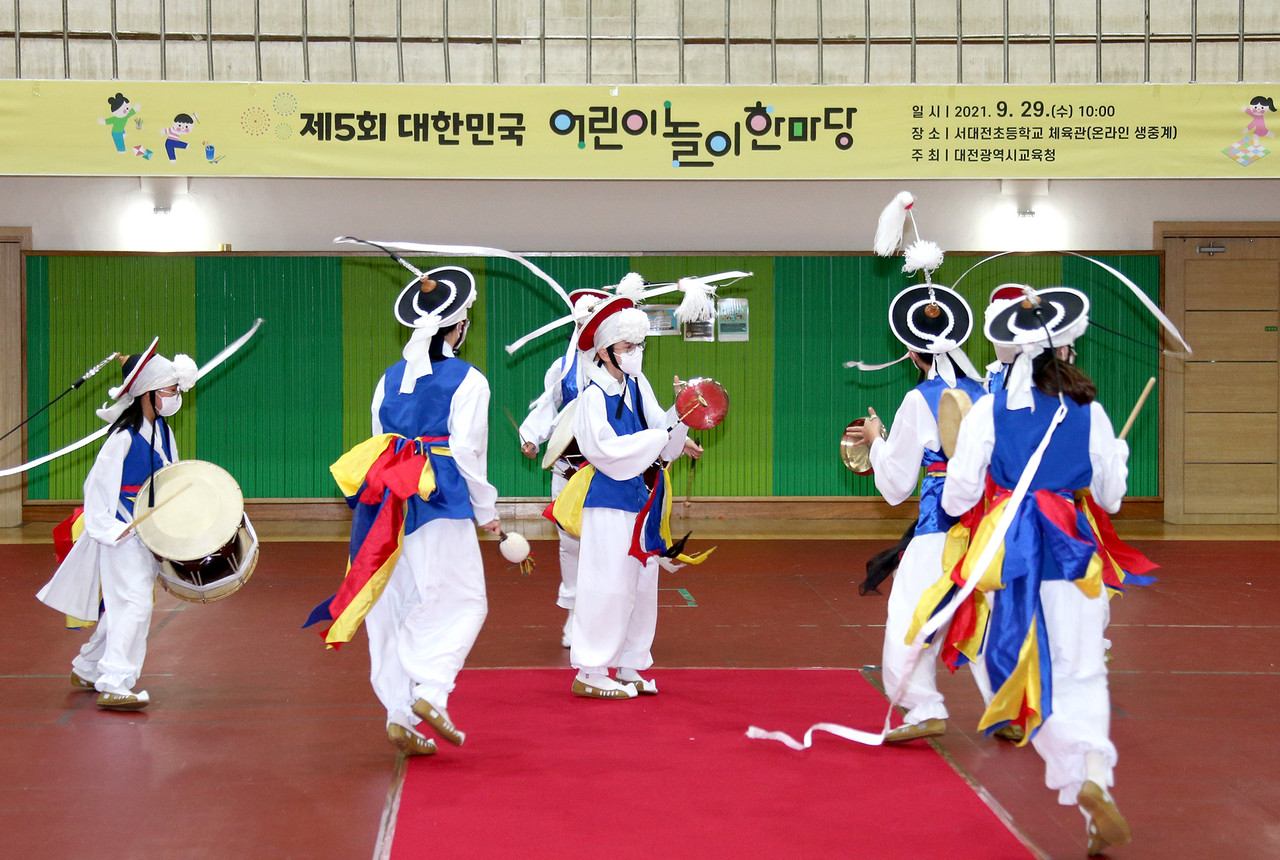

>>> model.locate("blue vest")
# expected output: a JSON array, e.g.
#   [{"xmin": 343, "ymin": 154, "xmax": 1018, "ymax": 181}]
[
  {"xmin": 914, "ymin": 375, "xmax": 988, "ymax": 535},
  {"xmin": 990, "ymin": 389, "xmax": 1093, "ymax": 493},
  {"xmin": 558, "ymin": 353, "xmax": 580, "ymax": 408},
  {"xmin": 116, "ymin": 419, "xmax": 174, "ymax": 522},
  {"xmin": 583, "ymin": 378, "xmax": 651, "ymax": 512},
  {"xmin": 987, "ymin": 365, "xmax": 1009, "ymax": 393},
  {"xmin": 379, "ymin": 358, "xmax": 475, "ymax": 531}
]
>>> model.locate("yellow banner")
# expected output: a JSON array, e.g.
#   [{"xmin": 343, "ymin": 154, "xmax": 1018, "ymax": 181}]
[{"xmin": 1, "ymin": 80, "xmax": 1276, "ymax": 179}]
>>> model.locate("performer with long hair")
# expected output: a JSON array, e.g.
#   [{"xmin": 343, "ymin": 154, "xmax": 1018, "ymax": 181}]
[{"xmin": 940, "ymin": 287, "xmax": 1134, "ymax": 856}]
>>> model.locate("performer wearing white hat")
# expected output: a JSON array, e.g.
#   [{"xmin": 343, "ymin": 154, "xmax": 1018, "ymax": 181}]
[
  {"xmin": 37, "ymin": 339, "xmax": 197, "ymax": 711},
  {"xmin": 940, "ymin": 287, "xmax": 1133, "ymax": 856},
  {"xmin": 313, "ymin": 264, "xmax": 499, "ymax": 757},
  {"xmin": 519, "ymin": 287, "xmax": 613, "ymax": 648},
  {"xmin": 563, "ymin": 295, "xmax": 701, "ymax": 698}
]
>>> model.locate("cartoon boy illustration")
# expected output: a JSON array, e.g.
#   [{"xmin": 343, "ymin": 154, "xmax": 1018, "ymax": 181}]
[
  {"xmin": 1243, "ymin": 96, "xmax": 1276, "ymax": 143},
  {"xmin": 160, "ymin": 114, "xmax": 196, "ymax": 162},
  {"xmin": 99, "ymin": 93, "xmax": 139, "ymax": 153}
]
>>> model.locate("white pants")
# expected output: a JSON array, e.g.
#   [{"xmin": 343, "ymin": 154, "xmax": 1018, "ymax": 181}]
[
  {"xmin": 551, "ymin": 468, "xmax": 580, "ymax": 610},
  {"xmin": 570, "ymin": 507, "xmax": 658, "ymax": 674},
  {"xmin": 365, "ymin": 518, "xmax": 488, "ymax": 729},
  {"xmin": 71, "ymin": 535, "xmax": 160, "ymax": 695},
  {"xmin": 882, "ymin": 532, "xmax": 951, "ymax": 723},
  {"xmin": 882, "ymin": 531, "xmax": 992, "ymax": 724},
  {"xmin": 1031, "ymin": 580, "xmax": 1117, "ymax": 805}
]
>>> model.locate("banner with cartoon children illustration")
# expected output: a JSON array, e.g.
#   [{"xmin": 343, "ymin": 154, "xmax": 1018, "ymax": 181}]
[{"xmin": 0, "ymin": 80, "xmax": 1276, "ymax": 179}]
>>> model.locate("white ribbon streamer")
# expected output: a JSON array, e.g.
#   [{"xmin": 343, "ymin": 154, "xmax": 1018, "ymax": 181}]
[
  {"xmin": 0, "ymin": 318, "xmax": 264, "ymax": 479},
  {"xmin": 748, "ymin": 399, "xmax": 1068, "ymax": 750},
  {"xmin": 335, "ymin": 236, "xmax": 575, "ymax": 313},
  {"xmin": 951, "ymin": 251, "xmax": 1192, "ymax": 357},
  {"xmin": 843, "ymin": 352, "xmax": 910, "ymax": 371}
]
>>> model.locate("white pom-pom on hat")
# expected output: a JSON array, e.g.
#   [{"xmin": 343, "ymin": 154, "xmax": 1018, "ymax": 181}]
[
  {"xmin": 873, "ymin": 191, "xmax": 915, "ymax": 257},
  {"xmin": 613, "ymin": 272, "xmax": 647, "ymax": 302},
  {"xmin": 902, "ymin": 240, "xmax": 945, "ymax": 277},
  {"xmin": 673, "ymin": 276, "xmax": 717, "ymax": 324}
]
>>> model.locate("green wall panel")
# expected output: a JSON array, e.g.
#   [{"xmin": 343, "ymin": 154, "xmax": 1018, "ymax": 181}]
[
  {"xmin": 24, "ymin": 256, "xmax": 49, "ymax": 500},
  {"xmin": 32, "ymin": 256, "xmax": 197, "ymax": 500},
  {"xmin": 774, "ymin": 255, "xmax": 912, "ymax": 496},
  {"xmin": 195, "ymin": 256, "xmax": 343, "ymax": 498}
]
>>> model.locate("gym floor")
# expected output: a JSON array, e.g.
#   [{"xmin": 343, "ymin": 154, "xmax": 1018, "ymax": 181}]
[{"xmin": 2, "ymin": 516, "xmax": 1276, "ymax": 859}]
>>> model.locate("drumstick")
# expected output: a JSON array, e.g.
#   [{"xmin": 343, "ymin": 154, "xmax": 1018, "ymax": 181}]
[
  {"xmin": 116, "ymin": 481, "xmax": 193, "ymax": 540},
  {"xmin": 502, "ymin": 407, "xmax": 528, "ymax": 446},
  {"xmin": 1118, "ymin": 377, "xmax": 1157, "ymax": 441}
]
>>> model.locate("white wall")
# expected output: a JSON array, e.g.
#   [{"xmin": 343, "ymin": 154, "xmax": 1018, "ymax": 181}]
[{"xmin": 1, "ymin": 175, "xmax": 1276, "ymax": 254}]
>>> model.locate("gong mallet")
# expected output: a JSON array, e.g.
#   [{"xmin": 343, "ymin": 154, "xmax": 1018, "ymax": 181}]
[{"xmin": 1118, "ymin": 377, "xmax": 1157, "ymax": 441}]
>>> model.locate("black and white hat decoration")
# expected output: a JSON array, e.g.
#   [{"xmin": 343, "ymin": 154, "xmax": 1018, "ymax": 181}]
[
  {"xmin": 845, "ymin": 191, "xmax": 977, "ymax": 386},
  {"xmin": 886, "ymin": 283, "xmax": 980, "ymax": 386},
  {"xmin": 984, "ymin": 285, "xmax": 1090, "ymax": 410},
  {"xmin": 393, "ymin": 266, "xmax": 476, "ymax": 330}
]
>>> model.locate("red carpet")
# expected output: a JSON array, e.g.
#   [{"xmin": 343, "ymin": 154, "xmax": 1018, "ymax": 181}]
[{"xmin": 390, "ymin": 668, "xmax": 1033, "ymax": 860}]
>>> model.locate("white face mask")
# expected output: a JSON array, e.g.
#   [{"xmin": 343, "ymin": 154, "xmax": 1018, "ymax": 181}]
[
  {"xmin": 617, "ymin": 347, "xmax": 643, "ymax": 377},
  {"xmin": 157, "ymin": 392, "xmax": 182, "ymax": 417}
]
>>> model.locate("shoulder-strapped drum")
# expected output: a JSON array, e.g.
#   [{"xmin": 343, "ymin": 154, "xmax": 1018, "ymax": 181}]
[{"xmin": 134, "ymin": 459, "xmax": 259, "ymax": 604}]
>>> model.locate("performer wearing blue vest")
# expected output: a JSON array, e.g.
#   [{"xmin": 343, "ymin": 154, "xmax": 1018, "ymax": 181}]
[
  {"xmin": 942, "ymin": 287, "xmax": 1133, "ymax": 856},
  {"xmin": 38, "ymin": 339, "xmax": 197, "ymax": 711},
  {"xmin": 850, "ymin": 282, "xmax": 990, "ymax": 742},
  {"xmin": 567, "ymin": 295, "xmax": 701, "ymax": 698},
  {"xmin": 519, "ymin": 288, "xmax": 611, "ymax": 648},
  {"xmin": 331, "ymin": 265, "xmax": 499, "ymax": 758}
]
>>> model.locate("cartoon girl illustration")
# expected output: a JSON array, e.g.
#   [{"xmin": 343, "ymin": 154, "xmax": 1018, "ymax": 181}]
[
  {"xmin": 99, "ymin": 93, "xmax": 139, "ymax": 153},
  {"xmin": 1243, "ymin": 96, "xmax": 1276, "ymax": 142}
]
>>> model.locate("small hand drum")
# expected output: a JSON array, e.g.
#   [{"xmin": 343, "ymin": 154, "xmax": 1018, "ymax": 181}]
[
  {"xmin": 134, "ymin": 460, "xmax": 260, "ymax": 604},
  {"xmin": 675, "ymin": 378, "xmax": 730, "ymax": 430},
  {"xmin": 938, "ymin": 387, "xmax": 973, "ymax": 459},
  {"xmin": 541, "ymin": 400, "xmax": 580, "ymax": 471},
  {"xmin": 840, "ymin": 417, "xmax": 885, "ymax": 476}
]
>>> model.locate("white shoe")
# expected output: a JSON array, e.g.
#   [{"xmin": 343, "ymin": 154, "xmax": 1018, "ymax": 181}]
[
  {"xmin": 616, "ymin": 670, "xmax": 658, "ymax": 695},
  {"xmin": 561, "ymin": 610, "xmax": 573, "ymax": 648},
  {"xmin": 571, "ymin": 672, "xmax": 637, "ymax": 699},
  {"xmin": 96, "ymin": 689, "xmax": 150, "ymax": 711}
]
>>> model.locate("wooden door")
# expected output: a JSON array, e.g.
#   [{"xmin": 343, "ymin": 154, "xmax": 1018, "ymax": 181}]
[{"xmin": 1161, "ymin": 229, "xmax": 1280, "ymax": 523}]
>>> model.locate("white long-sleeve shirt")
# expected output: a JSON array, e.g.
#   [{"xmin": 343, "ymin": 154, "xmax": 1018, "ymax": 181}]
[
  {"xmin": 867, "ymin": 388, "xmax": 941, "ymax": 507},
  {"xmin": 573, "ymin": 360, "xmax": 688, "ymax": 483},
  {"xmin": 81, "ymin": 420, "xmax": 177, "ymax": 546},
  {"xmin": 941, "ymin": 394, "xmax": 1130, "ymax": 517}
]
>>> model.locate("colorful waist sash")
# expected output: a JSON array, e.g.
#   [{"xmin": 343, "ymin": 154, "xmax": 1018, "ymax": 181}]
[{"xmin": 303, "ymin": 433, "xmax": 447, "ymax": 648}]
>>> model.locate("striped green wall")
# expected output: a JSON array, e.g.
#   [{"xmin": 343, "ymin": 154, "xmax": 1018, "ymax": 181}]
[{"xmin": 23, "ymin": 251, "xmax": 1161, "ymax": 501}]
